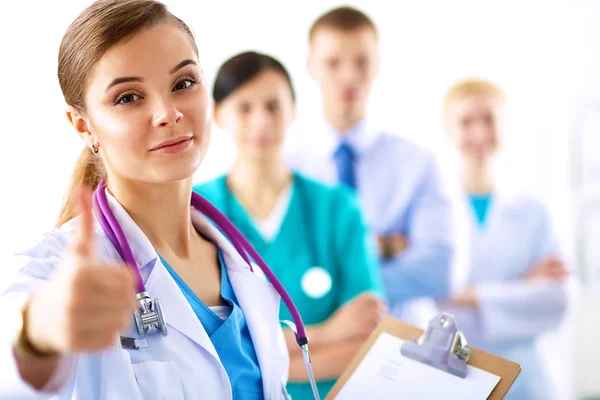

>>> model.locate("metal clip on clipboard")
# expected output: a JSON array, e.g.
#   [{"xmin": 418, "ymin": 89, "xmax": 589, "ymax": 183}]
[{"xmin": 400, "ymin": 312, "xmax": 472, "ymax": 378}]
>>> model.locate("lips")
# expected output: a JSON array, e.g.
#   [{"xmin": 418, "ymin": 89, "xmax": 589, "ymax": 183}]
[
  {"xmin": 342, "ymin": 88, "xmax": 358, "ymax": 101},
  {"xmin": 150, "ymin": 135, "xmax": 193, "ymax": 151},
  {"xmin": 149, "ymin": 135, "xmax": 194, "ymax": 154}
]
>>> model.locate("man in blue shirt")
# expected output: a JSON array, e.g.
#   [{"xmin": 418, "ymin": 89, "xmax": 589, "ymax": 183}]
[{"xmin": 286, "ymin": 6, "xmax": 456, "ymax": 321}]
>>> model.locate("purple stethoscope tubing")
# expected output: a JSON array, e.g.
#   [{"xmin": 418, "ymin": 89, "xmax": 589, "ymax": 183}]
[{"xmin": 91, "ymin": 179, "xmax": 308, "ymax": 344}]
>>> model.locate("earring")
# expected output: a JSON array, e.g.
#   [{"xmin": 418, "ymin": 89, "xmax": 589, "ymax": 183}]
[{"xmin": 90, "ymin": 143, "xmax": 99, "ymax": 156}]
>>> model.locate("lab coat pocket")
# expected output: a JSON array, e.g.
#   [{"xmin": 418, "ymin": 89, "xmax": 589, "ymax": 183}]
[{"xmin": 131, "ymin": 360, "xmax": 185, "ymax": 400}]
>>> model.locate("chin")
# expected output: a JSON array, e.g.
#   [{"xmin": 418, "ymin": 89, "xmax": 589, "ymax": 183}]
[
  {"xmin": 158, "ymin": 152, "xmax": 205, "ymax": 184},
  {"xmin": 152, "ymin": 168, "xmax": 197, "ymax": 185},
  {"xmin": 340, "ymin": 101, "xmax": 364, "ymax": 116},
  {"xmin": 250, "ymin": 153, "xmax": 272, "ymax": 162},
  {"xmin": 470, "ymin": 155, "xmax": 491, "ymax": 166},
  {"xmin": 247, "ymin": 144, "xmax": 279, "ymax": 158}
]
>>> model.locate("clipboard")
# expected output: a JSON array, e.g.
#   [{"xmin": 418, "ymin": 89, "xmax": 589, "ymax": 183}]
[{"xmin": 326, "ymin": 314, "xmax": 521, "ymax": 399}]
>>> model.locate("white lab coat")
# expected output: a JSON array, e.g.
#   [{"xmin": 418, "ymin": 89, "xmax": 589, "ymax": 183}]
[
  {"xmin": 441, "ymin": 191, "xmax": 574, "ymax": 400},
  {"xmin": 0, "ymin": 190, "xmax": 290, "ymax": 399}
]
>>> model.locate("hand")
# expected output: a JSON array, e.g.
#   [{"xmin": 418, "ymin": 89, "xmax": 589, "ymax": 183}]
[
  {"xmin": 323, "ymin": 293, "xmax": 387, "ymax": 342},
  {"xmin": 25, "ymin": 187, "xmax": 137, "ymax": 356},
  {"xmin": 377, "ymin": 234, "xmax": 408, "ymax": 260},
  {"xmin": 441, "ymin": 287, "xmax": 479, "ymax": 309},
  {"xmin": 525, "ymin": 256, "xmax": 572, "ymax": 281}
]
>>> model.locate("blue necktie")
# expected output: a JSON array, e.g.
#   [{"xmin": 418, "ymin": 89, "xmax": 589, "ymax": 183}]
[{"xmin": 334, "ymin": 142, "xmax": 357, "ymax": 189}]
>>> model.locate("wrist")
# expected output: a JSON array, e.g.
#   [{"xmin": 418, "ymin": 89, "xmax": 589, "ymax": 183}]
[
  {"xmin": 467, "ymin": 287, "xmax": 480, "ymax": 309},
  {"xmin": 381, "ymin": 237, "xmax": 392, "ymax": 260},
  {"xmin": 17, "ymin": 297, "xmax": 58, "ymax": 359}
]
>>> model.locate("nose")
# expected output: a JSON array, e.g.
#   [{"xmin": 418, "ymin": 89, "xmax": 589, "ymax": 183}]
[
  {"xmin": 250, "ymin": 107, "xmax": 273, "ymax": 131},
  {"xmin": 152, "ymin": 100, "xmax": 183, "ymax": 128},
  {"xmin": 465, "ymin": 119, "xmax": 488, "ymax": 142},
  {"xmin": 338, "ymin": 61, "xmax": 360, "ymax": 85}
]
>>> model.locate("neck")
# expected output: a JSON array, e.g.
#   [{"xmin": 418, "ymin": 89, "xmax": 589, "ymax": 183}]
[
  {"xmin": 229, "ymin": 156, "xmax": 291, "ymax": 199},
  {"xmin": 462, "ymin": 163, "xmax": 494, "ymax": 194},
  {"xmin": 228, "ymin": 156, "xmax": 292, "ymax": 218},
  {"xmin": 323, "ymin": 104, "xmax": 365, "ymax": 133},
  {"xmin": 107, "ymin": 175, "xmax": 196, "ymax": 258}
]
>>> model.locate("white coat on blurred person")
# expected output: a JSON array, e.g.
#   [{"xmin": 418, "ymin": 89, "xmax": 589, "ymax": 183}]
[{"xmin": 439, "ymin": 79, "xmax": 577, "ymax": 400}]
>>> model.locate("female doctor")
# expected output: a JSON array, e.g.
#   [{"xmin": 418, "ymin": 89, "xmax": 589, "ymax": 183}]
[
  {"xmin": 194, "ymin": 51, "xmax": 385, "ymax": 400},
  {"xmin": 440, "ymin": 79, "xmax": 574, "ymax": 399},
  {"xmin": 1, "ymin": 1, "xmax": 290, "ymax": 399}
]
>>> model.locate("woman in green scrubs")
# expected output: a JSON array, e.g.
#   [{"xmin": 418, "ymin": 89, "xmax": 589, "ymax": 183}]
[{"xmin": 194, "ymin": 51, "xmax": 385, "ymax": 399}]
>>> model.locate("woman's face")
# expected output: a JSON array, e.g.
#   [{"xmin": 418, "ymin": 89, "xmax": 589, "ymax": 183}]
[
  {"xmin": 214, "ymin": 69, "xmax": 295, "ymax": 163},
  {"xmin": 446, "ymin": 94, "xmax": 503, "ymax": 166},
  {"xmin": 72, "ymin": 23, "xmax": 211, "ymax": 184}
]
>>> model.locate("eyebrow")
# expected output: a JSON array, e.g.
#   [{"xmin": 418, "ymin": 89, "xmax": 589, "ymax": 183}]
[
  {"xmin": 105, "ymin": 77, "xmax": 142, "ymax": 92},
  {"xmin": 170, "ymin": 59, "xmax": 197, "ymax": 74},
  {"xmin": 105, "ymin": 59, "xmax": 198, "ymax": 92}
]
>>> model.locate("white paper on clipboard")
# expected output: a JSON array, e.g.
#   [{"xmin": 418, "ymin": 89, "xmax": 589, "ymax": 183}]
[{"xmin": 334, "ymin": 333, "xmax": 500, "ymax": 400}]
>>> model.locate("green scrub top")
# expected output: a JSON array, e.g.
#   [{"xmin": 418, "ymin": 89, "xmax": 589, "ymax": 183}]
[{"xmin": 194, "ymin": 172, "xmax": 383, "ymax": 400}]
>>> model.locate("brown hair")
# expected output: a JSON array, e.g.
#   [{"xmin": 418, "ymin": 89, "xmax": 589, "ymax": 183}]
[
  {"xmin": 213, "ymin": 52, "xmax": 296, "ymax": 105},
  {"xmin": 309, "ymin": 6, "xmax": 377, "ymax": 43},
  {"xmin": 56, "ymin": 0, "xmax": 198, "ymax": 227},
  {"xmin": 444, "ymin": 79, "xmax": 505, "ymax": 113}
]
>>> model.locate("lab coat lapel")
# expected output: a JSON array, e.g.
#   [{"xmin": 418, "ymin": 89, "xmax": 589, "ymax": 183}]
[
  {"xmin": 95, "ymin": 194, "xmax": 284, "ymax": 395},
  {"xmin": 98, "ymin": 190, "xmax": 220, "ymax": 361},
  {"xmin": 466, "ymin": 190, "xmax": 519, "ymax": 264},
  {"xmin": 463, "ymin": 190, "xmax": 504, "ymax": 238},
  {"xmin": 143, "ymin": 257, "xmax": 219, "ymax": 361},
  {"xmin": 191, "ymin": 211, "xmax": 283, "ymax": 398},
  {"xmin": 483, "ymin": 191, "xmax": 517, "ymax": 239},
  {"xmin": 227, "ymin": 268, "xmax": 281, "ymax": 397}
]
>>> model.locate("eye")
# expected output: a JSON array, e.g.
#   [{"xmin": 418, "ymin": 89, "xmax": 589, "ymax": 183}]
[
  {"xmin": 267, "ymin": 100, "xmax": 280, "ymax": 113},
  {"xmin": 173, "ymin": 77, "xmax": 196, "ymax": 92},
  {"xmin": 327, "ymin": 58, "xmax": 339, "ymax": 69},
  {"xmin": 115, "ymin": 92, "xmax": 141, "ymax": 106},
  {"xmin": 237, "ymin": 102, "xmax": 251, "ymax": 114},
  {"xmin": 356, "ymin": 57, "xmax": 368, "ymax": 69},
  {"xmin": 483, "ymin": 114, "xmax": 494, "ymax": 126}
]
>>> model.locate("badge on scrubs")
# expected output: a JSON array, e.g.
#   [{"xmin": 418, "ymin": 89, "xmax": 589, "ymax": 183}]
[{"xmin": 301, "ymin": 267, "xmax": 332, "ymax": 298}]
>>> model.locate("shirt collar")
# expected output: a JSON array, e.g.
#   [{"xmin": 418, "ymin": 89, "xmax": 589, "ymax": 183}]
[{"xmin": 322, "ymin": 118, "xmax": 381, "ymax": 158}]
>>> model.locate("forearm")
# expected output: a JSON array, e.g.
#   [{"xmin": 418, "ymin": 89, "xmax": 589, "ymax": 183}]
[
  {"xmin": 283, "ymin": 324, "xmax": 331, "ymax": 357},
  {"xmin": 381, "ymin": 245, "xmax": 453, "ymax": 303},
  {"xmin": 0, "ymin": 336, "xmax": 72, "ymax": 398},
  {"xmin": 475, "ymin": 279, "xmax": 572, "ymax": 343},
  {"xmin": 14, "ymin": 305, "xmax": 68, "ymax": 392},
  {"xmin": 288, "ymin": 338, "xmax": 365, "ymax": 382}
]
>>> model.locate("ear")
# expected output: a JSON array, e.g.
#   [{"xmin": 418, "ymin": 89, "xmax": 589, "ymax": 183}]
[{"xmin": 66, "ymin": 106, "xmax": 96, "ymax": 148}]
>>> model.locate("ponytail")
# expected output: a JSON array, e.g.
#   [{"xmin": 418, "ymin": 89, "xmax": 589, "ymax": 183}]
[{"xmin": 56, "ymin": 147, "xmax": 106, "ymax": 227}]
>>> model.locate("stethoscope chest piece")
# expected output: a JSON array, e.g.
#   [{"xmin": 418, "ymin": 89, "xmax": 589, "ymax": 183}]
[{"xmin": 134, "ymin": 292, "xmax": 168, "ymax": 337}]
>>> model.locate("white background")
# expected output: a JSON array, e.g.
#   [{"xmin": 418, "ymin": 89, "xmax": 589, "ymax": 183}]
[{"xmin": 0, "ymin": 0, "xmax": 599, "ymax": 398}]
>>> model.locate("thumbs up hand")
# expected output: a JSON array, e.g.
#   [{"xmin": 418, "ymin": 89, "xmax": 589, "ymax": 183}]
[{"xmin": 24, "ymin": 186, "xmax": 137, "ymax": 356}]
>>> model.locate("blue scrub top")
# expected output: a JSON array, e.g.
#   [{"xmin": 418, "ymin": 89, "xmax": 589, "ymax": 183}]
[
  {"xmin": 161, "ymin": 250, "xmax": 264, "ymax": 399},
  {"xmin": 468, "ymin": 194, "xmax": 493, "ymax": 227}
]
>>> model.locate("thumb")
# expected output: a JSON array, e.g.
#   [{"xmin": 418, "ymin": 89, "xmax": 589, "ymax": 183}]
[{"xmin": 71, "ymin": 185, "xmax": 96, "ymax": 259}]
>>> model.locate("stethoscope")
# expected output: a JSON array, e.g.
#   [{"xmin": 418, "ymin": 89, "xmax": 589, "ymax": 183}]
[
  {"xmin": 222, "ymin": 173, "xmax": 323, "ymax": 277},
  {"xmin": 92, "ymin": 179, "xmax": 320, "ymax": 400}
]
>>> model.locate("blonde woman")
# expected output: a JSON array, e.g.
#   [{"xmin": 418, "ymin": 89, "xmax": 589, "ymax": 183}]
[{"xmin": 441, "ymin": 79, "xmax": 573, "ymax": 399}]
